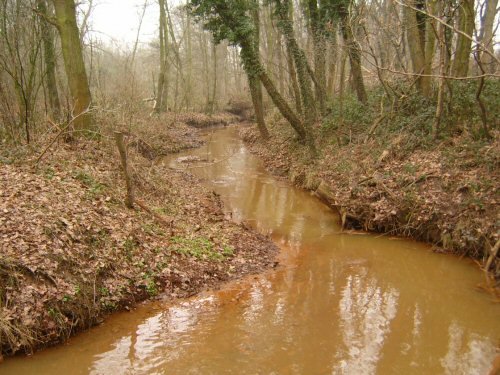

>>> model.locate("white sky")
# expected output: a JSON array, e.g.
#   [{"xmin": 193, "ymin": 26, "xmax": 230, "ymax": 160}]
[
  {"xmin": 89, "ymin": 0, "xmax": 499, "ymax": 49},
  {"xmin": 88, "ymin": 0, "xmax": 160, "ymax": 47}
]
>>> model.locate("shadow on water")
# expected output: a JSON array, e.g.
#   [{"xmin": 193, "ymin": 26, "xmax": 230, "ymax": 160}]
[{"xmin": 2, "ymin": 125, "xmax": 499, "ymax": 375}]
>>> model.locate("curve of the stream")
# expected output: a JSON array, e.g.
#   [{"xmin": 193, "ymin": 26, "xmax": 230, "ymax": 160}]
[{"xmin": 2, "ymin": 125, "xmax": 499, "ymax": 375}]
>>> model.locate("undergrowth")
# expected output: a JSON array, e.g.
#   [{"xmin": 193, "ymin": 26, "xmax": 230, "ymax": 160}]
[
  {"xmin": 321, "ymin": 78, "xmax": 500, "ymax": 148},
  {"xmin": 170, "ymin": 236, "xmax": 234, "ymax": 261}
]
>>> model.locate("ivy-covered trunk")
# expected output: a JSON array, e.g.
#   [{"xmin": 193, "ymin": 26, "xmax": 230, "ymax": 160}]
[
  {"xmin": 274, "ymin": 0, "xmax": 316, "ymax": 126},
  {"xmin": 249, "ymin": 2, "xmax": 269, "ymax": 139},
  {"xmin": 240, "ymin": 40, "xmax": 306, "ymax": 140}
]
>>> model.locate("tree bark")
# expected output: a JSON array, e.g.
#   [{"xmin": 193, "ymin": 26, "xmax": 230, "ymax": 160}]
[
  {"xmin": 479, "ymin": 0, "xmax": 498, "ymax": 73},
  {"xmin": 422, "ymin": 0, "xmax": 437, "ymax": 97},
  {"xmin": 286, "ymin": 43, "xmax": 302, "ymax": 114},
  {"xmin": 339, "ymin": 8, "xmax": 368, "ymax": 104},
  {"xmin": 451, "ymin": 0, "xmax": 474, "ymax": 77},
  {"xmin": 240, "ymin": 39, "xmax": 306, "ymax": 140},
  {"xmin": 37, "ymin": 0, "xmax": 61, "ymax": 121},
  {"xmin": 403, "ymin": 0, "xmax": 428, "ymax": 96},
  {"xmin": 52, "ymin": 0, "xmax": 92, "ymax": 130},
  {"xmin": 433, "ymin": 2, "xmax": 446, "ymax": 139},
  {"xmin": 326, "ymin": 30, "xmax": 338, "ymax": 99},
  {"xmin": 275, "ymin": 0, "xmax": 316, "ymax": 124},
  {"xmin": 154, "ymin": 0, "xmax": 167, "ymax": 113},
  {"xmin": 249, "ymin": 2, "xmax": 269, "ymax": 138},
  {"xmin": 307, "ymin": 0, "xmax": 327, "ymax": 113}
]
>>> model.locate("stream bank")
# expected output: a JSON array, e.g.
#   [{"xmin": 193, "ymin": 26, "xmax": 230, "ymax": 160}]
[
  {"xmin": 1, "ymin": 125, "xmax": 499, "ymax": 374},
  {"xmin": 0, "ymin": 112, "xmax": 277, "ymax": 357},
  {"xmin": 241, "ymin": 119, "xmax": 499, "ymax": 288}
]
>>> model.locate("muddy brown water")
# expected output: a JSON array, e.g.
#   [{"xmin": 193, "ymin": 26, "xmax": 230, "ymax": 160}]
[{"xmin": 2, "ymin": 126, "xmax": 499, "ymax": 374}]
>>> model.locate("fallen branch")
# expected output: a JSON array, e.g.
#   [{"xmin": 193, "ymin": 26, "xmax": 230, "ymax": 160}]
[{"xmin": 485, "ymin": 239, "xmax": 500, "ymax": 272}]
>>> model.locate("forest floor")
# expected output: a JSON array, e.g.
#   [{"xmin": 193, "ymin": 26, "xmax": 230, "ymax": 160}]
[
  {"xmin": 241, "ymin": 117, "xmax": 499, "ymax": 291},
  {"xmin": 0, "ymin": 111, "xmax": 277, "ymax": 357}
]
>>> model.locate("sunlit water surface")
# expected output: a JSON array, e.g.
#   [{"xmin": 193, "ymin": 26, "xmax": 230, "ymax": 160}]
[{"xmin": 2, "ymin": 126, "xmax": 499, "ymax": 375}]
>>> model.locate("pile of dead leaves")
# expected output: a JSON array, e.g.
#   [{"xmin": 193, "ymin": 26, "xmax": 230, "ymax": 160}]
[{"xmin": 0, "ymin": 115, "xmax": 276, "ymax": 356}]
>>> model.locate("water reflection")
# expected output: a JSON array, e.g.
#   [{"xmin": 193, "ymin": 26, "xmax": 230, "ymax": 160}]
[
  {"xmin": 1, "ymin": 126, "xmax": 499, "ymax": 375},
  {"xmin": 335, "ymin": 274, "xmax": 399, "ymax": 374},
  {"xmin": 441, "ymin": 321, "xmax": 497, "ymax": 375}
]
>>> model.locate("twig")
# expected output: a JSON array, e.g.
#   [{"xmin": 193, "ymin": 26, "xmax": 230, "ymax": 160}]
[
  {"xmin": 34, "ymin": 119, "xmax": 71, "ymax": 166},
  {"xmin": 364, "ymin": 59, "xmax": 500, "ymax": 80},
  {"xmin": 34, "ymin": 110, "xmax": 91, "ymax": 166},
  {"xmin": 114, "ymin": 132, "xmax": 135, "ymax": 208},
  {"xmin": 394, "ymin": 0, "xmax": 500, "ymax": 66}
]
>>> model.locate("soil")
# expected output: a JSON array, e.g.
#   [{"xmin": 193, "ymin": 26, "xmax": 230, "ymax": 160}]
[
  {"xmin": 241, "ymin": 120, "xmax": 499, "ymax": 289},
  {"xmin": 0, "ymin": 112, "xmax": 277, "ymax": 356}
]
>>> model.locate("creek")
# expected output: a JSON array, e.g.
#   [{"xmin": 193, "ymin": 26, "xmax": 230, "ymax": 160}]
[{"xmin": 2, "ymin": 125, "xmax": 499, "ymax": 374}]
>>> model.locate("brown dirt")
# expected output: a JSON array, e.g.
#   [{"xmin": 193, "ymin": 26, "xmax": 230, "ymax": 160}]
[
  {"xmin": 241, "ymin": 120, "xmax": 499, "ymax": 288},
  {"xmin": 0, "ymin": 112, "xmax": 277, "ymax": 356}
]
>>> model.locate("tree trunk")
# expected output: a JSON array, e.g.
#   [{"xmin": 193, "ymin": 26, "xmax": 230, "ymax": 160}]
[
  {"xmin": 249, "ymin": 2, "xmax": 269, "ymax": 138},
  {"xmin": 326, "ymin": 30, "xmax": 338, "ymax": 98},
  {"xmin": 37, "ymin": 0, "xmax": 61, "ymax": 121},
  {"xmin": 433, "ymin": 2, "xmax": 446, "ymax": 139},
  {"xmin": 186, "ymin": 10, "xmax": 193, "ymax": 109},
  {"xmin": 258, "ymin": 67, "xmax": 306, "ymax": 140},
  {"xmin": 52, "ymin": 0, "xmax": 92, "ymax": 130},
  {"xmin": 240, "ymin": 39, "xmax": 306, "ymax": 140},
  {"xmin": 479, "ymin": 0, "xmax": 498, "ymax": 73},
  {"xmin": 339, "ymin": 10, "xmax": 368, "ymax": 104},
  {"xmin": 307, "ymin": 0, "xmax": 326, "ymax": 113},
  {"xmin": 422, "ymin": 0, "xmax": 437, "ymax": 97},
  {"xmin": 451, "ymin": 0, "xmax": 474, "ymax": 77},
  {"xmin": 403, "ymin": 0, "xmax": 435, "ymax": 96},
  {"xmin": 275, "ymin": 0, "xmax": 316, "ymax": 124},
  {"xmin": 154, "ymin": 0, "xmax": 167, "ymax": 113},
  {"xmin": 210, "ymin": 40, "xmax": 217, "ymax": 113},
  {"xmin": 286, "ymin": 43, "xmax": 302, "ymax": 114}
]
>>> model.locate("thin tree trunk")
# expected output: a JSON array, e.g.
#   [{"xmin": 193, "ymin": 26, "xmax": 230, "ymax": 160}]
[
  {"xmin": 154, "ymin": 0, "xmax": 167, "ymax": 113},
  {"xmin": 186, "ymin": 9, "xmax": 193, "ymax": 109},
  {"xmin": 210, "ymin": 40, "xmax": 217, "ymax": 113},
  {"xmin": 37, "ymin": 0, "xmax": 60, "ymax": 121},
  {"xmin": 326, "ymin": 30, "xmax": 338, "ymax": 98},
  {"xmin": 286, "ymin": 43, "xmax": 302, "ymax": 114},
  {"xmin": 129, "ymin": 0, "xmax": 148, "ymax": 69},
  {"xmin": 200, "ymin": 31, "xmax": 211, "ymax": 111},
  {"xmin": 307, "ymin": 0, "xmax": 326, "ymax": 113},
  {"xmin": 340, "ymin": 15, "xmax": 368, "ymax": 104},
  {"xmin": 433, "ymin": 2, "xmax": 446, "ymax": 139},
  {"xmin": 339, "ymin": 47, "xmax": 347, "ymax": 112}
]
